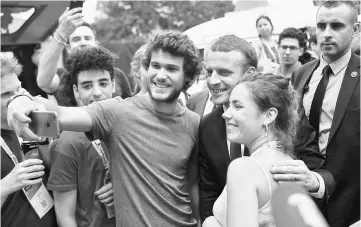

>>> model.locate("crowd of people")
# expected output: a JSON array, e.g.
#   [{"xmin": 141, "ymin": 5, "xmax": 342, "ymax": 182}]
[{"xmin": 1, "ymin": 1, "xmax": 360, "ymax": 227}]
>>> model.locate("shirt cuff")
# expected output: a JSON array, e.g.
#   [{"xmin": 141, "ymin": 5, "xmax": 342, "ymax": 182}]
[{"xmin": 309, "ymin": 171, "xmax": 325, "ymax": 199}]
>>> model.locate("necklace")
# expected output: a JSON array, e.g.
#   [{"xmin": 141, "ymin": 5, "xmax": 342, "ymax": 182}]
[{"xmin": 251, "ymin": 141, "xmax": 282, "ymax": 157}]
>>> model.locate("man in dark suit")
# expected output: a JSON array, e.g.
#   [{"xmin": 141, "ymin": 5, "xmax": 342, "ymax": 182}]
[
  {"xmin": 187, "ymin": 89, "xmax": 212, "ymax": 117},
  {"xmin": 271, "ymin": 1, "xmax": 360, "ymax": 226},
  {"xmin": 198, "ymin": 35, "xmax": 258, "ymax": 222}
]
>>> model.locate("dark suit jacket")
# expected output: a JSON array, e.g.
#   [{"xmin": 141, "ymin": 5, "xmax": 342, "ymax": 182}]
[
  {"xmin": 187, "ymin": 90, "xmax": 209, "ymax": 117},
  {"xmin": 292, "ymin": 53, "xmax": 360, "ymax": 227},
  {"xmin": 199, "ymin": 106, "xmax": 230, "ymax": 222}
]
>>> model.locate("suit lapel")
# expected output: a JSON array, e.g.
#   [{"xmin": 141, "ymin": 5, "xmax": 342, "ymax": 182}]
[
  {"xmin": 328, "ymin": 54, "xmax": 360, "ymax": 144},
  {"xmin": 197, "ymin": 91, "xmax": 209, "ymax": 117},
  {"xmin": 213, "ymin": 106, "xmax": 231, "ymax": 163},
  {"xmin": 299, "ymin": 60, "xmax": 320, "ymax": 100}
]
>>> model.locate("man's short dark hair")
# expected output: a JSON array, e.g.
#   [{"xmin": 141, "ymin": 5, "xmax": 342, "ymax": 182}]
[
  {"xmin": 278, "ymin": 27, "xmax": 305, "ymax": 48},
  {"xmin": 210, "ymin": 35, "xmax": 258, "ymax": 69},
  {"xmin": 65, "ymin": 46, "xmax": 117, "ymax": 87},
  {"xmin": 142, "ymin": 30, "xmax": 202, "ymax": 88},
  {"xmin": 318, "ymin": 0, "xmax": 358, "ymax": 24}
]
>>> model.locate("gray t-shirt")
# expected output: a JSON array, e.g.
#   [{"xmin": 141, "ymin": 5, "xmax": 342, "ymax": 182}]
[
  {"xmin": 47, "ymin": 131, "xmax": 115, "ymax": 227},
  {"xmin": 83, "ymin": 94, "xmax": 200, "ymax": 227}
]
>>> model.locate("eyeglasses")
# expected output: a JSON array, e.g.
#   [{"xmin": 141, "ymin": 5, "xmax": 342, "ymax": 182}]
[{"xmin": 279, "ymin": 45, "xmax": 299, "ymax": 52}]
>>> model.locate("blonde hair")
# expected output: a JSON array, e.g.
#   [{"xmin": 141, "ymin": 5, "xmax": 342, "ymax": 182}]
[{"xmin": 1, "ymin": 54, "xmax": 22, "ymax": 78}]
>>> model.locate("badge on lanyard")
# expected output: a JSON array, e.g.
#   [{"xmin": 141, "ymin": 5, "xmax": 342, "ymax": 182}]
[
  {"xmin": 91, "ymin": 139, "xmax": 114, "ymax": 219},
  {"xmin": 0, "ymin": 137, "xmax": 54, "ymax": 218}
]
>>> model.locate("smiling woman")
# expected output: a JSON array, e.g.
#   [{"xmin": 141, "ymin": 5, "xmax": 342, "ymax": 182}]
[{"xmin": 204, "ymin": 73, "xmax": 299, "ymax": 227}]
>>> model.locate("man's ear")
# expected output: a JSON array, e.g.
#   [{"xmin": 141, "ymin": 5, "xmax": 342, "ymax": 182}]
[
  {"xmin": 245, "ymin": 66, "xmax": 256, "ymax": 75},
  {"xmin": 73, "ymin": 84, "xmax": 80, "ymax": 100},
  {"xmin": 112, "ymin": 79, "xmax": 115, "ymax": 94},
  {"xmin": 352, "ymin": 22, "xmax": 360, "ymax": 38},
  {"xmin": 299, "ymin": 47, "xmax": 304, "ymax": 55}
]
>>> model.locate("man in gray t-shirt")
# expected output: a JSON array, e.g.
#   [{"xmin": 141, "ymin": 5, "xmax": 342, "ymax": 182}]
[
  {"xmin": 84, "ymin": 94, "xmax": 199, "ymax": 226},
  {"xmin": 8, "ymin": 30, "xmax": 202, "ymax": 227}
]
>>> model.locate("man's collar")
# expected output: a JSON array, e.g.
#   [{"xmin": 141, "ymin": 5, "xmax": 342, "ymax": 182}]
[{"xmin": 320, "ymin": 49, "xmax": 351, "ymax": 75}]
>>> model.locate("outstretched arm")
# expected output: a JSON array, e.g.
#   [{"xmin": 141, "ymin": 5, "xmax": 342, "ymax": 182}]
[{"xmin": 7, "ymin": 95, "xmax": 92, "ymax": 141}]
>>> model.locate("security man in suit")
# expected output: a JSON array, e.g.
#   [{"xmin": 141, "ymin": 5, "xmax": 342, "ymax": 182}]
[{"xmin": 271, "ymin": 1, "xmax": 360, "ymax": 227}]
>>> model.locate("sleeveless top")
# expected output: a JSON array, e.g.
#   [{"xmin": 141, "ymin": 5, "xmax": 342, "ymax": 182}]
[{"xmin": 212, "ymin": 141, "xmax": 292, "ymax": 227}]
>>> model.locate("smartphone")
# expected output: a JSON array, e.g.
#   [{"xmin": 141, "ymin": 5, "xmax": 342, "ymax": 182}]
[
  {"xmin": 69, "ymin": 0, "xmax": 84, "ymax": 11},
  {"xmin": 29, "ymin": 111, "xmax": 60, "ymax": 138}
]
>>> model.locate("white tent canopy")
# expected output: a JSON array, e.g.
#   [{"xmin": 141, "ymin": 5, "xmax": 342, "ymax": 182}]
[{"xmin": 184, "ymin": 0, "xmax": 319, "ymax": 49}]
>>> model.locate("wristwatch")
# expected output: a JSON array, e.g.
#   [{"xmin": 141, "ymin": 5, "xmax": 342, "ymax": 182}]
[
  {"xmin": 6, "ymin": 94, "xmax": 33, "ymax": 107},
  {"xmin": 37, "ymin": 138, "xmax": 50, "ymax": 146}
]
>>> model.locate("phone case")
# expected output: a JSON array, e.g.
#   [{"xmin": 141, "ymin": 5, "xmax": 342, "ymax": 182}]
[
  {"xmin": 69, "ymin": 0, "xmax": 84, "ymax": 10},
  {"xmin": 29, "ymin": 111, "xmax": 60, "ymax": 138}
]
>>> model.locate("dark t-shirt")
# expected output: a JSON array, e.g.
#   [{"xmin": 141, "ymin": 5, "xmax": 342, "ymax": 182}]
[
  {"xmin": 1, "ymin": 129, "xmax": 58, "ymax": 227},
  {"xmin": 47, "ymin": 131, "xmax": 115, "ymax": 227}
]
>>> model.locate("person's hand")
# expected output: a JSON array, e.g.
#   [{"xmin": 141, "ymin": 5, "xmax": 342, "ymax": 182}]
[
  {"xmin": 94, "ymin": 182, "xmax": 114, "ymax": 207},
  {"xmin": 270, "ymin": 160, "xmax": 320, "ymax": 193},
  {"xmin": 2, "ymin": 159, "xmax": 44, "ymax": 195},
  {"xmin": 202, "ymin": 216, "xmax": 222, "ymax": 227},
  {"xmin": 57, "ymin": 7, "xmax": 84, "ymax": 38},
  {"xmin": 7, "ymin": 96, "xmax": 46, "ymax": 141}
]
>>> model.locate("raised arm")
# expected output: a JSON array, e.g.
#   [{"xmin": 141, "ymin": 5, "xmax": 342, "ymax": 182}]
[
  {"xmin": 37, "ymin": 7, "xmax": 83, "ymax": 94},
  {"xmin": 7, "ymin": 95, "xmax": 92, "ymax": 141}
]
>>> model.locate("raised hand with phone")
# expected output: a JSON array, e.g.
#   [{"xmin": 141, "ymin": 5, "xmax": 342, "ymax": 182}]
[{"xmin": 56, "ymin": 1, "xmax": 84, "ymax": 42}]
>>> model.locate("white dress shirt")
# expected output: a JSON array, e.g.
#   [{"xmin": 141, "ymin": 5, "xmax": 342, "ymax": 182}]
[
  {"xmin": 203, "ymin": 91, "xmax": 214, "ymax": 116},
  {"xmin": 303, "ymin": 50, "xmax": 351, "ymax": 198}
]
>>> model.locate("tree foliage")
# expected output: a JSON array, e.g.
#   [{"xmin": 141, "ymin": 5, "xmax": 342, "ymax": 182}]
[{"xmin": 93, "ymin": 1, "xmax": 234, "ymax": 42}]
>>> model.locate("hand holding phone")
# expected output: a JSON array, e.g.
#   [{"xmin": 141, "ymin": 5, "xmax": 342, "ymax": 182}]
[{"xmin": 29, "ymin": 111, "xmax": 60, "ymax": 138}]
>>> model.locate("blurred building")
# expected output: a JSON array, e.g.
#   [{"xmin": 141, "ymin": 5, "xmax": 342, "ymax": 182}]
[{"xmin": 234, "ymin": 1, "xmax": 268, "ymax": 11}]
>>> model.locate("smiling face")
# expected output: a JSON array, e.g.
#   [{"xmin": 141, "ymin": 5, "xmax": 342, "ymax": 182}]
[
  {"xmin": 206, "ymin": 50, "xmax": 248, "ymax": 105},
  {"xmin": 222, "ymin": 83, "xmax": 266, "ymax": 146},
  {"xmin": 147, "ymin": 50, "xmax": 186, "ymax": 103},
  {"xmin": 316, "ymin": 4, "xmax": 358, "ymax": 62},
  {"xmin": 73, "ymin": 69, "xmax": 114, "ymax": 106}
]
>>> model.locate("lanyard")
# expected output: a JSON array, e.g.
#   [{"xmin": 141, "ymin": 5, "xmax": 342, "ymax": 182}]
[
  {"xmin": 91, "ymin": 139, "xmax": 109, "ymax": 170},
  {"xmin": 0, "ymin": 136, "xmax": 23, "ymax": 165}
]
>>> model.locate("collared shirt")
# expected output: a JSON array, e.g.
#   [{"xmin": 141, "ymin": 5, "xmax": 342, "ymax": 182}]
[
  {"xmin": 303, "ymin": 50, "xmax": 351, "ymax": 155},
  {"xmin": 223, "ymin": 105, "xmax": 245, "ymax": 157},
  {"xmin": 303, "ymin": 50, "xmax": 351, "ymax": 199},
  {"xmin": 203, "ymin": 91, "xmax": 214, "ymax": 116}
]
